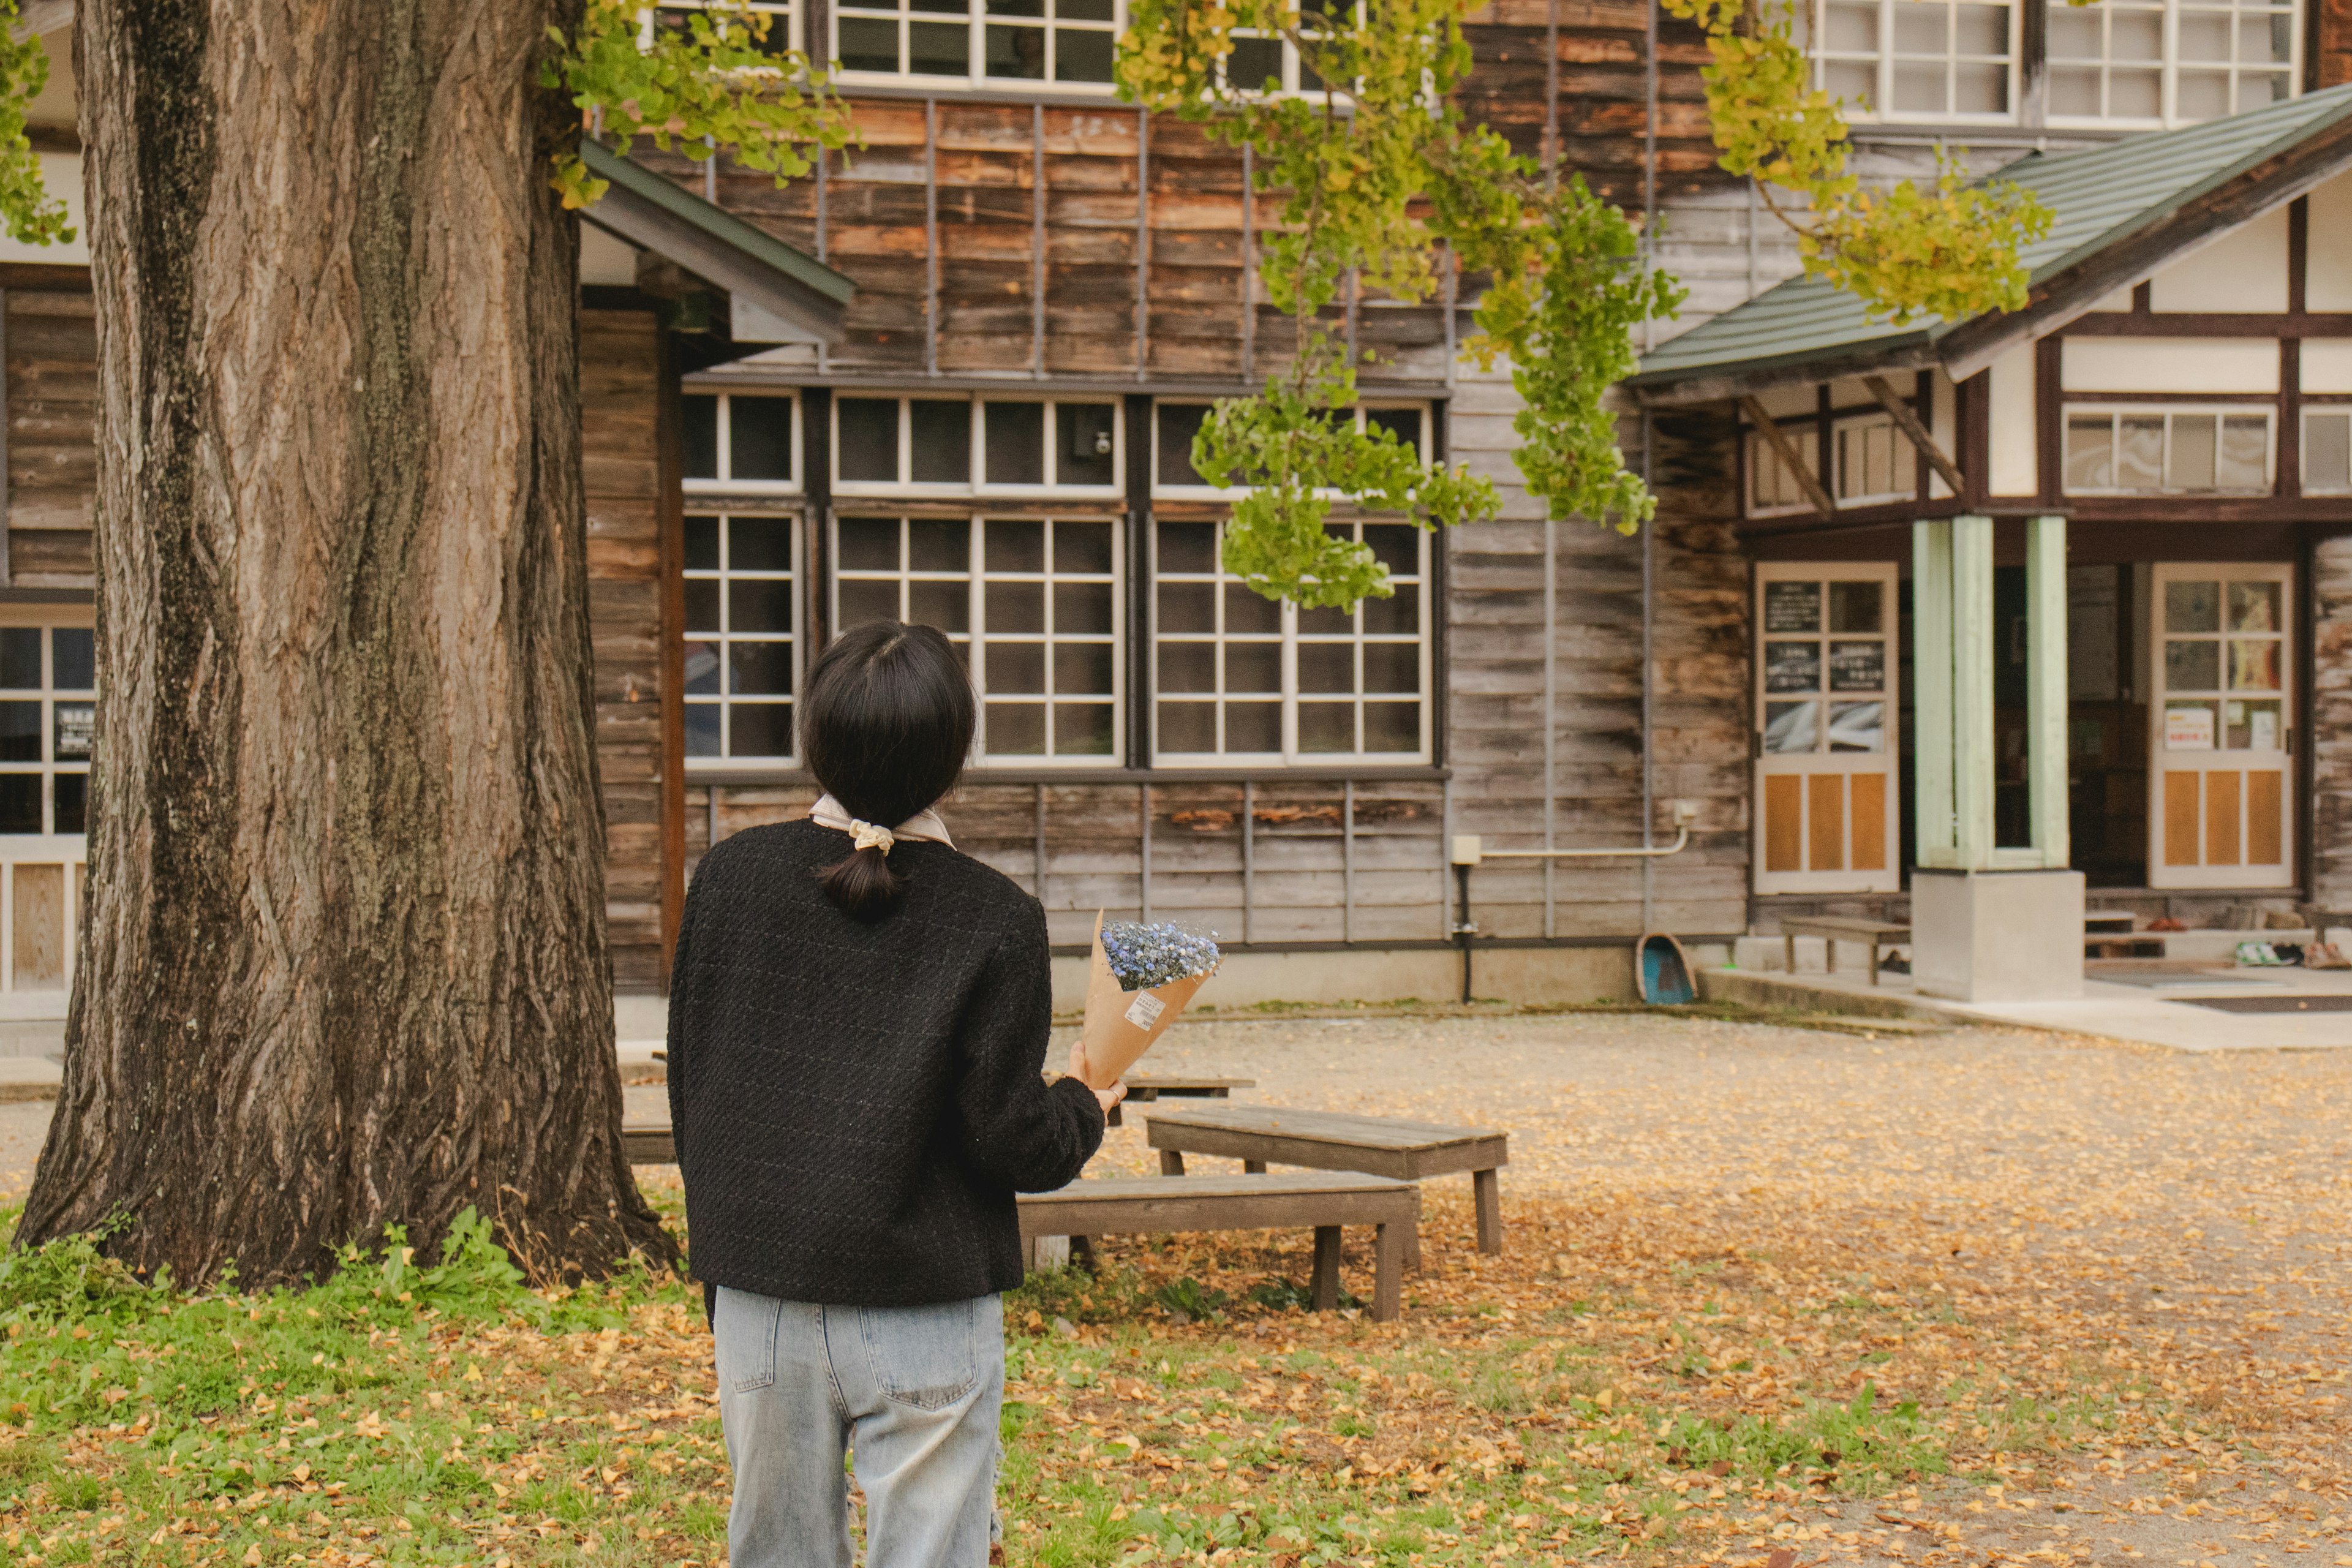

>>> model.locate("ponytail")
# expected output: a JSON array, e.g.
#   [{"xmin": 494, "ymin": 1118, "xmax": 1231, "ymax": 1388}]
[
  {"xmin": 801, "ymin": 620, "xmax": 976, "ymax": 923},
  {"xmin": 815, "ymin": 842, "xmax": 907, "ymax": 922}
]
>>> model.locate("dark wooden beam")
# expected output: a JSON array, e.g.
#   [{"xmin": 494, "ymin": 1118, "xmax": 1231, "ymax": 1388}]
[
  {"xmin": 1863, "ymin": 373, "xmax": 1967, "ymax": 495},
  {"xmin": 2060, "ymin": 311, "xmax": 2352, "ymax": 336},
  {"xmin": 1740, "ymin": 395, "xmax": 1836, "ymax": 520}
]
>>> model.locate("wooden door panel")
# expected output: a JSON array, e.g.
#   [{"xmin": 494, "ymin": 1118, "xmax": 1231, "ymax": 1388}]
[
  {"xmin": 2163, "ymin": 772, "xmax": 2200, "ymax": 867},
  {"xmin": 2248, "ymin": 771, "xmax": 2283, "ymax": 865},
  {"xmin": 2206, "ymin": 769, "xmax": 2241, "ymax": 866},
  {"xmin": 1765, "ymin": 775, "xmax": 1802, "ymax": 873},
  {"xmin": 1806, "ymin": 774, "xmax": 1845, "ymax": 871},
  {"xmin": 1851, "ymin": 773, "xmax": 1887, "ymax": 872}
]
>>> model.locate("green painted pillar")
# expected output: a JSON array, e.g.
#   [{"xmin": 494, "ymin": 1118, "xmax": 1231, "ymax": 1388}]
[
  {"xmin": 2026, "ymin": 515, "xmax": 2071, "ymax": 869},
  {"xmin": 1912, "ymin": 520, "xmax": 1955, "ymax": 867}
]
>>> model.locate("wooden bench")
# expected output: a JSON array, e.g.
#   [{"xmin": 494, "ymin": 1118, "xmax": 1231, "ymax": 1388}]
[
  {"xmin": 1104, "ymin": 1073, "xmax": 1255, "ymax": 1128},
  {"xmin": 1144, "ymin": 1104, "xmax": 1507, "ymax": 1267},
  {"xmin": 622, "ymin": 1121, "xmax": 676, "ymax": 1164},
  {"xmin": 1018, "ymin": 1172, "xmax": 1417, "ymax": 1322},
  {"xmin": 1778, "ymin": 916, "xmax": 1911, "ymax": 986}
]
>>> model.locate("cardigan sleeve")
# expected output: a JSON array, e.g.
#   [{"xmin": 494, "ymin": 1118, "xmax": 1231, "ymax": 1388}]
[
  {"xmin": 950, "ymin": 897, "xmax": 1104, "ymax": 1193},
  {"xmin": 665, "ymin": 861, "xmax": 704, "ymax": 1175}
]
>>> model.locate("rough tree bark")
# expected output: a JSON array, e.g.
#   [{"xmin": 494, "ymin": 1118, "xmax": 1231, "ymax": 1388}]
[{"xmin": 17, "ymin": 0, "xmax": 678, "ymax": 1286}]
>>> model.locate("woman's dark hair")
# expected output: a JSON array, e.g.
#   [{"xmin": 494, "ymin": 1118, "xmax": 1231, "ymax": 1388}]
[{"xmin": 802, "ymin": 620, "xmax": 976, "ymax": 921}]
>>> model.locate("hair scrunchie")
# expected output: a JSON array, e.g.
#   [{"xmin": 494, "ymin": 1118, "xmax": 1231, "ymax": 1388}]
[{"xmin": 850, "ymin": 820, "xmax": 895, "ymax": 853}]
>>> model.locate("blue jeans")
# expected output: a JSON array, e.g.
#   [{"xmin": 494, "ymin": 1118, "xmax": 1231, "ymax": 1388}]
[{"xmin": 713, "ymin": 1286, "xmax": 1005, "ymax": 1568}]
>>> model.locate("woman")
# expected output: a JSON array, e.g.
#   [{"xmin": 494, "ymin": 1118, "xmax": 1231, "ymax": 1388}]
[{"xmin": 666, "ymin": 619, "xmax": 1121, "ymax": 1568}]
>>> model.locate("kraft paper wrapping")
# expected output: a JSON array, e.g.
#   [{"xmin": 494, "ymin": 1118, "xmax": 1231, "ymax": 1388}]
[{"xmin": 1076, "ymin": 911, "xmax": 1218, "ymax": 1087}]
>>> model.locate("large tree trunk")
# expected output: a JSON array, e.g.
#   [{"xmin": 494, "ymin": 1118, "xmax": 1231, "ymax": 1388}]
[{"xmin": 17, "ymin": 0, "xmax": 677, "ymax": 1287}]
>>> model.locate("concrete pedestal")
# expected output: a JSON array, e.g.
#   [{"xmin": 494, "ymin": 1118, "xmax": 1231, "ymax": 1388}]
[{"xmin": 1911, "ymin": 867, "xmax": 2085, "ymax": 1001}]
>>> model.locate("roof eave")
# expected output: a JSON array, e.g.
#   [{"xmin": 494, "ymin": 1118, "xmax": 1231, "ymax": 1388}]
[{"xmin": 1629, "ymin": 332, "xmax": 1938, "ymax": 407}]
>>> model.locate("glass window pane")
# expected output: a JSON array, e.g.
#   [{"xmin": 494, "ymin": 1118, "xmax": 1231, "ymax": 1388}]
[
  {"xmin": 910, "ymin": 401, "xmax": 972, "ymax": 483},
  {"xmin": 2302, "ymin": 412, "xmax": 2352, "ymax": 491},
  {"xmin": 1298, "ymin": 702, "xmax": 1354, "ymax": 753},
  {"xmin": 837, "ymin": 579, "xmax": 900, "ymax": 629},
  {"xmin": 2165, "ymin": 638, "xmax": 2221, "ymax": 692},
  {"xmin": 1226, "ymin": 643, "xmax": 1280, "ymax": 693},
  {"xmin": 1055, "ymin": 27, "xmax": 1114, "ymax": 81},
  {"xmin": 1158, "ymin": 701, "xmax": 1215, "ymax": 753},
  {"xmin": 1225, "ymin": 702, "xmax": 1280, "ymax": 752},
  {"xmin": 0, "ymin": 774, "xmax": 39, "ymax": 832},
  {"xmin": 2228, "ymin": 638, "xmax": 2281, "ymax": 692},
  {"xmin": 0, "ymin": 629, "xmax": 37, "ymax": 690},
  {"xmin": 51, "ymin": 629, "xmax": 92, "ymax": 692},
  {"xmin": 1158, "ymin": 581, "xmax": 1215, "ymax": 633},
  {"xmin": 836, "ymin": 398, "xmax": 900, "ymax": 482},
  {"xmin": 1158, "ymin": 522, "xmax": 1216, "ymax": 575},
  {"xmin": 1828, "ymin": 700, "xmax": 1885, "ymax": 753},
  {"xmin": 986, "ymin": 580, "xmax": 1045, "ymax": 633},
  {"xmin": 986, "ymin": 702, "xmax": 1046, "ymax": 755},
  {"xmin": 1365, "ymin": 407, "xmax": 1420, "ymax": 452},
  {"xmin": 729, "ymin": 579, "xmax": 795, "ymax": 635},
  {"xmin": 1363, "ymin": 702, "xmax": 1419, "ymax": 753},
  {"xmin": 2049, "ymin": 66, "xmax": 2100, "ymax": 116},
  {"xmin": 2168, "ymin": 413, "xmax": 2216, "ymax": 489},
  {"xmin": 685, "ymin": 703, "xmax": 721, "ymax": 757},
  {"xmin": 1297, "ymin": 603, "xmax": 1351, "ymax": 638},
  {"xmin": 1764, "ymin": 640, "xmax": 1822, "ymax": 693},
  {"xmin": 1763, "ymin": 581, "xmax": 1821, "ymax": 633},
  {"xmin": 1224, "ymin": 583, "xmax": 1280, "ymax": 634},
  {"xmin": 2166, "ymin": 580, "xmax": 2220, "ymax": 633},
  {"xmin": 2219, "ymin": 416, "xmax": 2269, "ymax": 489},
  {"xmin": 986, "ymin": 519, "xmax": 1044, "ymax": 573},
  {"xmin": 1058, "ymin": 404, "xmax": 1117, "ymax": 486},
  {"xmin": 984, "ymin": 402, "xmax": 1046, "ymax": 483},
  {"xmin": 728, "ymin": 516, "xmax": 793, "ymax": 572},
  {"xmin": 0, "ymin": 701, "xmax": 39, "ymax": 762},
  {"xmin": 1762, "ymin": 700, "xmax": 1817, "ymax": 753},
  {"xmin": 908, "ymin": 579, "xmax": 970, "ymax": 633},
  {"xmin": 1362, "ymin": 642, "xmax": 1420, "ymax": 694},
  {"xmin": 685, "ymin": 514, "xmax": 721, "ymax": 571},
  {"xmin": 1362, "ymin": 590, "xmax": 1418, "ymax": 636},
  {"xmin": 1828, "ymin": 641, "xmax": 1885, "ymax": 692},
  {"xmin": 837, "ymin": 17, "xmax": 901, "ymax": 71},
  {"xmin": 2065, "ymin": 415, "xmax": 2113, "ymax": 490},
  {"xmin": 1054, "ymin": 642, "xmax": 1115, "ymax": 695},
  {"xmin": 2176, "ymin": 70, "xmax": 2230, "ymax": 121},
  {"xmin": 987, "ymin": 641, "xmax": 1046, "ymax": 693},
  {"xmin": 728, "ymin": 703, "xmax": 794, "ymax": 759},
  {"xmin": 1826, "ymin": 580, "xmax": 1882, "ymax": 633},
  {"xmin": 1054, "ymin": 520, "xmax": 1114, "ymax": 575},
  {"xmin": 728, "ymin": 641, "xmax": 795, "ymax": 696},
  {"xmin": 686, "ymin": 639, "xmax": 721, "ymax": 695},
  {"xmin": 2111, "ymin": 67, "xmax": 2160, "ymax": 118},
  {"xmin": 2117, "ymin": 415, "xmax": 2164, "ymax": 488},
  {"xmin": 908, "ymin": 518, "xmax": 970, "ymax": 571},
  {"xmin": 2177, "ymin": 12, "xmax": 2231, "ymax": 60},
  {"xmin": 2228, "ymin": 580, "xmax": 2280, "ymax": 633},
  {"xmin": 1054, "ymin": 581, "xmax": 1114, "ymax": 635},
  {"xmin": 838, "ymin": 516, "xmax": 900, "ymax": 571},
  {"xmin": 1298, "ymin": 643, "xmax": 1353, "ymax": 693},
  {"xmin": 1226, "ymin": 34, "xmax": 1283, "ymax": 88},
  {"xmin": 53, "ymin": 703, "xmax": 92, "ymax": 761},
  {"xmin": 1363, "ymin": 525, "xmax": 1419, "ymax": 576},
  {"xmin": 1156, "ymin": 404, "xmax": 1210, "ymax": 486},
  {"xmin": 1159, "ymin": 641, "xmax": 1215, "ymax": 693},
  {"xmin": 1054, "ymin": 702, "xmax": 1115, "ymax": 753},
  {"xmin": 2226, "ymin": 698, "xmax": 2282, "ymax": 751},
  {"xmin": 2113, "ymin": 9, "xmax": 2162, "ymax": 59},
  {"xmin": 729, "ymin": 397, "xmax": 794, "ymax": 482},
  {"xmin": 908, "ymin": 19, "xmax": 969, "ymax": 72},
  {"xmin": 683, "ymin": 394, "xmax": 720, "ymax": 480},
  {"xmin": 986, "ymin": 23, "xmax": 1046, "ymax": 78},
  {"xmin": 53, "ymin": 771, "xmax": 85, "ymax": 835},
  {"xmin": 685, "ymin": 579, "xmax": 722, "ymax": 635}
]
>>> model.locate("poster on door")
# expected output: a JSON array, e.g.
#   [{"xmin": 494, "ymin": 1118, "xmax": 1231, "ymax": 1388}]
[{"xmin": 2164, "ymin": 706, "xmax": 2215, "ymax": 751}]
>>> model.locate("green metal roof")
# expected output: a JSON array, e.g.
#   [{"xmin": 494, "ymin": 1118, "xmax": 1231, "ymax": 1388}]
[{"xmin": 1630, "ymin": 83, "xmax": 2352, "ymax": 395}]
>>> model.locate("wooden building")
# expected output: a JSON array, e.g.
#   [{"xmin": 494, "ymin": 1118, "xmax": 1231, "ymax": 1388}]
[{"xmin": 4, "ymin": 0, "xmax": 2352, "ymax": 1014}]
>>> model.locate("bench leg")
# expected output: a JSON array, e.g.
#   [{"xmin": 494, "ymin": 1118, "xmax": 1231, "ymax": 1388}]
[
  {"xmin": 1825, "ymin": 938, "xmax": 1837, "ymax": 974},
  {"xmin": 1403, "ymin": 1218, "xmax": 1422, "ymax": 1273},
  {"xmin": 1029, "ymin": 1234, "xmax": 1070, "ymax": 1270},
  {"xmin": 1472, "ymin": 1168, "xmax": 1503, "ymax": 1254},
  {"xmin": 1243, "ymin": 1159, "xmax": 1266, "ymax": 1174},
  {"xmin": 1867, "ymin": 940, "xmax": 1880, "ymax": 987},
  {"xmin": 1159, "ymin": 1149, "xmax": 1186, "ymax": 1176},
  {"xmin": 1784, "ymin": 932, "xmax": 1795, "ymax": 974},
  {"xmin": 1070, "ymin": 1234, "xmax": 1096, "ymax": 1270},
  {"xmin": 1310, "ymin": 1226, "xmax": 1342, "ymax": 1312},
  {"xmin": 1371, "ymin": 1222, "xmax": 1401, "ymax": 1322}
]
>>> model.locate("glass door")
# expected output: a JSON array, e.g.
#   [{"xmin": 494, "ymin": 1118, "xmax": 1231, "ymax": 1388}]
[
  {"xmin": 2148, "ymin": 564, "xmax": 2292, "ymax": 889},
  {"xmin": 1754, "ymin": 563, "xmax": 1901, "ymax": 895}
]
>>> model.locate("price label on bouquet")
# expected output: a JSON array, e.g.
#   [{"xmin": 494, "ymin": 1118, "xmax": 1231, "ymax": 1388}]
[{"xmin": 1123, "ymin": 992, "xmax": 1166, "ymax": 1029}]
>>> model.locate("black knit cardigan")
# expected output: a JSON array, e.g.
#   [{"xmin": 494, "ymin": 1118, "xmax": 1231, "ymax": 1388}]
[{"xmin": 666, "ymin": 818, "xmax": 1103, "ymax": 1308}]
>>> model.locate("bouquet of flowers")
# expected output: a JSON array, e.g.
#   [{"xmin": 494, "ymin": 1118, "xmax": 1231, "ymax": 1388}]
[{"xmin": 1076, "ymin": 913, "xmax": 1221, "ymax": 1087}]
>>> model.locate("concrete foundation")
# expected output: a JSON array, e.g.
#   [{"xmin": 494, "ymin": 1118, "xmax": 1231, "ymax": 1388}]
[{"xmin": 1910, "ymin": 867, "xmax": 2086, "ymax": 1001}]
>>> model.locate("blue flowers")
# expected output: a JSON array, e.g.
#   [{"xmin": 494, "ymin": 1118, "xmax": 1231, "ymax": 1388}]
[{"xmin": 1099, "ymin": 921, "xmax": 1221, "ymax": 990}]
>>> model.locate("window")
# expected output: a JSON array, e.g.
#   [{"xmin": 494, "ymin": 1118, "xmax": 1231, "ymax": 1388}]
[
  {"xmin": 1803, "ymin": 0, "xmax": 2298, "ymax": 126},
  {"xmin": 2047, "ymin": 0, "xmax": 2294, "ymax": 125},
  {"xmin": 1761, "ymin": 577, "xmax": 1890, "ymax": 757},
  {"xmin": 2302, "ymin": 408, "xmax": 2352, "ymax": 494},
  {"xmin": 649, "ymin": 1, "xmax": 799, "ymax": 58},
  {"xmin": 833, "ymin": 396, "xmax": 1121, "ymax": 492},
  {"xmin": 2064, "ymin": 407, "xmax": 2272, "ymax": 494},
  {"xmin": 2159, "ymin": 576, "xmax": 2284, "ymax": 752},
  {"xmin": 1805, "ymin": 0, "xmax": 2016, "ymax": 121},
  {"xmin": 1833, "ymin": 414, "xmax": 1908, "ymax": 503},
  {"xmin": 1153, "ymin": 401, "xmax": 1427, "ymax": 493},
  {"xmin": 683, "ymin": 391, "xmax": 800, "ymax": 493},
  {"xmin": 685, "ymin": 512, "xmax": 801, "ymax": 762},
  {"xmin": 1153, "ymin": 518, "xmax": 1428, "ymax": 760},
  {"xmin": 832, "ymin": 0, "xmax": 1118, "ymax": 86},
  {"xmin": 0, "ymin": 624, "xmax": 92, "ymax": 836},
  {"xmin": 1747, "ymin": 424, "xmax": 1820, "ymax": 514},
  {"xmin": 832, "ymin": 515, "xmax": 1121, "ymax": 761}
]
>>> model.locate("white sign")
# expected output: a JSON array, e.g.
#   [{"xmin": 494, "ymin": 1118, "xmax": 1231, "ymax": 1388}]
[
  {"xmin": 2165, "ymin": 706, "xmax": 2215, "ymax": 751},
  {"xmin": 1123, "ymin": 991, "xmax": 1166, "ymax": 1030}
]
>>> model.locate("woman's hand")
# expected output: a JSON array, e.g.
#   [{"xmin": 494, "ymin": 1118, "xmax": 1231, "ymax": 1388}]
[
  {"xmin": 1093, "ymin": 1079, "xmax": 1126, "ymax": 1115},
  {"xmin": 1066, "ymin": 1040, "xmax": 1126, "ymax": 1112}
]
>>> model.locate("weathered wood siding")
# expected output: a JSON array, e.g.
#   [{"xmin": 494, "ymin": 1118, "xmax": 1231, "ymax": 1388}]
[
  {"xmin": 2311, "ymin": 535, "xmax": 2352, "ymax": 908},
  {"xmin": 6, "ymin": 286, "xmax": 97, "ymax": 587},
  {"xmin": 581, "ymin": 307, "xmax": 674, "ymax": 990}
]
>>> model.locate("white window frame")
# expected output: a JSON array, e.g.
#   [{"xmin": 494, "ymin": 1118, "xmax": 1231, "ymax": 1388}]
[
  {"xmin": 1150, "ymin": 399, "xmax": 1431, "ymax": 499},
  {"xmin": 684, "ymin": 508, "xmax": 804, "ymax": 766},
  {"xmin": 1746, "ymin": 421, "xmax": 1822, "ymax": 518},
  {"xmin": 1150, "ymin": 515, "xmax": 1432, "ymax": 765},
  {"xmin": 1803, "ymin": 0, "xmax": 2022, "ymax": 125},
  {"xmin": 831, "ymin": 394, "xmax": 1125, "ymax": 497},
  {"xmin": 1831, "ymin": 412, "xmax": 1911, "ymax": 507},
  {"xmin": 684, "ymin": 389, "xmax": 804, "ymax": 497},
  {"xmin": 643, "ymin": 1, "xmax": 804, "ymax": 57},
  {"xmin": 2062, "ymin": 404, "xmax": 2277, "ymax": 496},
  {"xmin": 829, "ymin": 0, "xmax": 1124, "ymax": 92},
  {"xmin": 2300, "ymin": 404, "xmax": 2352, "ymax": 494},
  {"xmin": 0, "ymin": 608, "xmax": 93, "ymax": 841},
  {"xmin": 830, "ymin": 513, "xmax": 1126, "ymax": 766},
  {"xmin": 2045, "ymin": 0, "xmax": 2300, "ymax": 130}
]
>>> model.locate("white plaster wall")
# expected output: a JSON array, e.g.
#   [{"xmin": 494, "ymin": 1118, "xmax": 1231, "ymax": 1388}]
[
  {"xmin": 2149, "ymin": 206, "xmax": 2290, "ymax": 314},
  {"xmin": 2306, "ymin": 171, "xmax": 2352, "ymax": 312},
  {"xmin": 2061, "ymin": 337, "xmax": 2279, "ymax": 393},
  {"xmin": 1987, "ymin": 344, "xmax": 2037, "ymax": 496},
  {"xmin": 581, "ymin": 223, "xmax": 641, "ymax": 286},
  {"xmin": 2303, "ymin": 339, "xmax": 2352, "ymax": 393},
  {"xmin": 0, "ymin": 151, "xmax": 86, "ymax": 267}
]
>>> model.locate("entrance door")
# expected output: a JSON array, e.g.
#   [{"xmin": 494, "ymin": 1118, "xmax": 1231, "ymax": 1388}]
[
  {"xmin": 1754, "ymin": 563, "xmax": 1901, "ymax": 895},
  {"xmin": 2149, "ymin": 564, "xmax": 2292, "ymax": 889}
]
